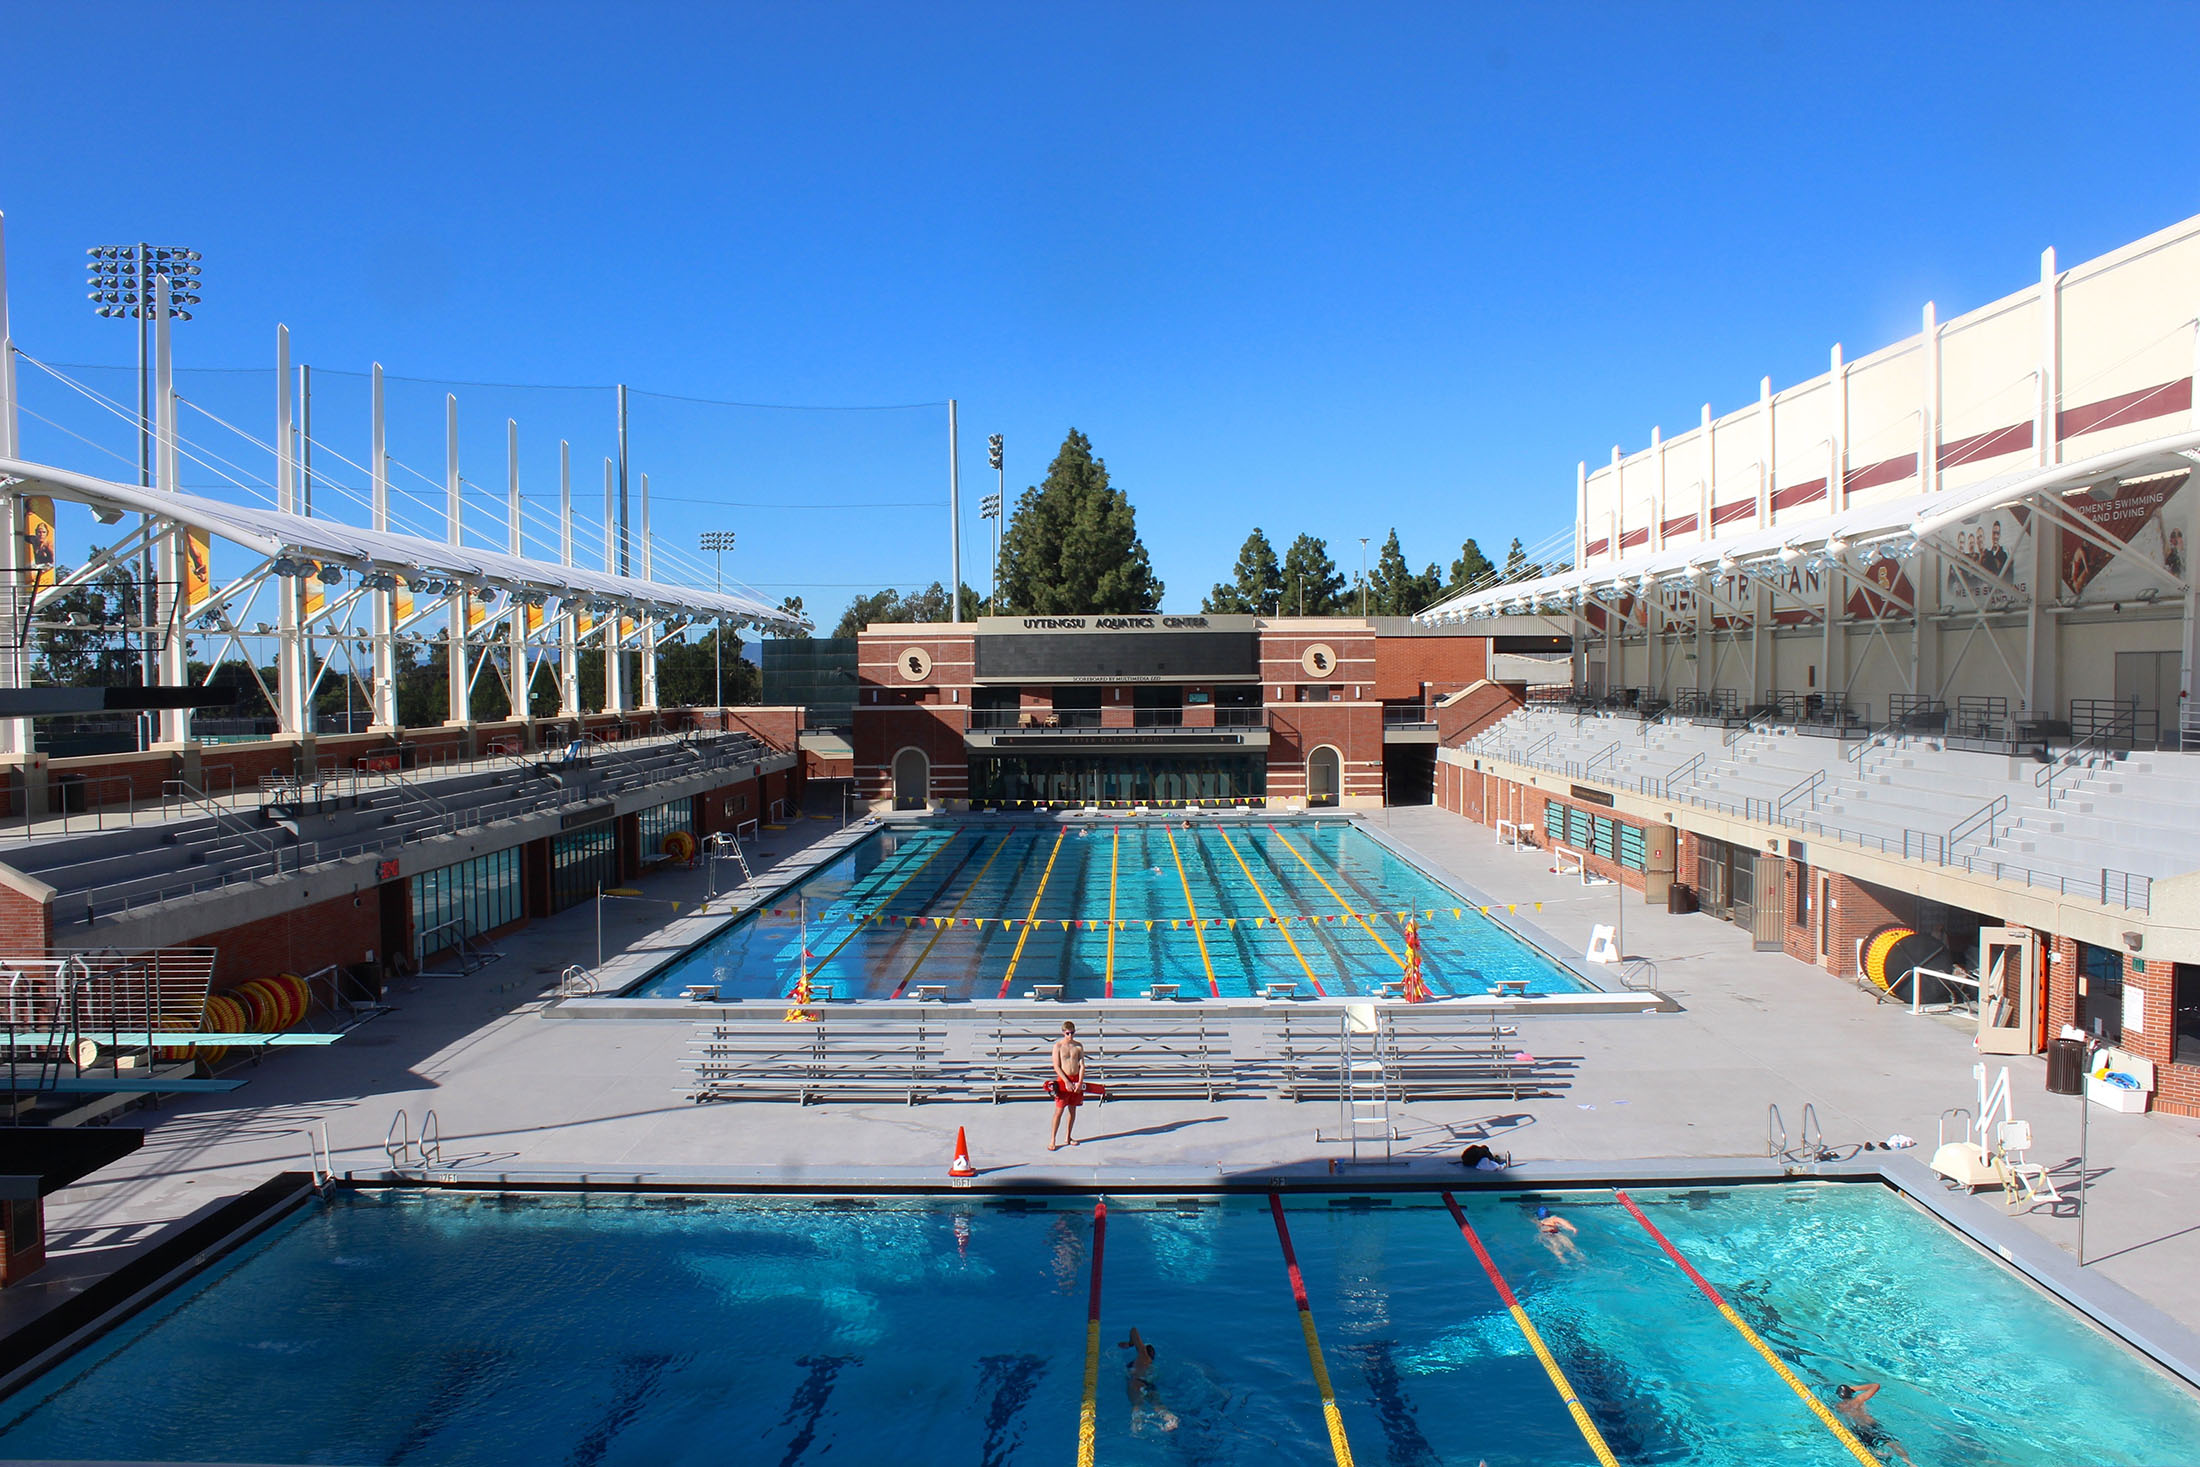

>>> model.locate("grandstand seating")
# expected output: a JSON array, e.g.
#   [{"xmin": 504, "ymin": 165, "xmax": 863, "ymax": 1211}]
[
  {"xmin": 1465, "ymin": 705, "xmax": 2197, "ymax": 908},
  {"xmin": 3, "ymin": 729, "xmax": 781, "ymax": 930}
]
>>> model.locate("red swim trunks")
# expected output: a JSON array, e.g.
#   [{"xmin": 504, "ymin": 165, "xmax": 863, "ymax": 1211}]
[{"xmin": 1047, "ymin": 1078, "xmax": 1085, "ymax": 1110}]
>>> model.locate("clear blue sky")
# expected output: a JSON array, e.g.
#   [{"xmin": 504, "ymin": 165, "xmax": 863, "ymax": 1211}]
[{"xmin": 6, "ymin": 2, "xmax": 2200, "ymax": 628}]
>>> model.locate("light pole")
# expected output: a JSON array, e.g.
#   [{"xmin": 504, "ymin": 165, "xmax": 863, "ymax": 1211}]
[
  {"xmin": 86, "ymin": 245, "xmax": 200, "ymax": 749},
  {"xmin": 699, "ymin": 530, "xmax": 736, "ymax": 709},
  {"xmin": 1359, "ymin": 536, "xmax": 1371, "ymax": 618},
  {"xmin": 985, "ymin": 433, "xmax": 1004, "ymax": 612}
]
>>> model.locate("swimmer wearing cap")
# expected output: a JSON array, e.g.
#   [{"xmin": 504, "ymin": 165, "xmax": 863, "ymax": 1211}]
[
  {"xmin": 1832, "ymin": 1383, "xmax": 1915, "ymax": 1465},
  {"xmin": 1533, "ymin": 1204, "xmax": 1583, "ymax": 1263}
]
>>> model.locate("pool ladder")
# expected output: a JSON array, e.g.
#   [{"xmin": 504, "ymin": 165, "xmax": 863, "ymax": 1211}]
[
  {"xmin": 1768, "ymin": 1102, "xmax": 1834, "ymax": 1164},
  {"xmin": 300, "ymin": 1121, "xmax": 335, "ymax": 1195},
  {"xmin": 384, "ymin": 1108, "xmax": 445, "ymax": 1171}
]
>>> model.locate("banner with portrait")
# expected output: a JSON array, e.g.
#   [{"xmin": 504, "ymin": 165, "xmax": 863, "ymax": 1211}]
[
  {"xmin": 1937, "ymin": 505, "xmax": 2036, "ymax": 612},
  {"xmin": 185, "ymin": 529, "xmax": 213, "ymax": 607},
  {"xmin": 2056, "ymin": 470, "xmax": 2193, "ymax": 604}
]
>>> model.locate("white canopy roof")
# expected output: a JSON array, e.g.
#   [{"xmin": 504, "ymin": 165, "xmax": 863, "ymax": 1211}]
[
  {"xmin": 1416, "ymin": 429, "xmax": 2200, "ymax": 622},
  {"xmin": 0, "ymin": 456, "xmax": 808, "ymax": 632}
]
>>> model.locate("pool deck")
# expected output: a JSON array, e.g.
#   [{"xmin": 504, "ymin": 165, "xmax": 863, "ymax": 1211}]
[{"xmin": 16, "ymin": 804, "xmax": 2200, "ymax": 1366}]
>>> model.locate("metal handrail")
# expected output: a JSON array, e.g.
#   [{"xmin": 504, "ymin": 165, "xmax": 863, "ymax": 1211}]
[
  {"xmin": 2036, "ymin": 708, "xmax": 2138, "ymax": 806},
  {"xmin": 1799, "ymin": 1102, "xmax": 1825, "ymax": 1160},
  {"xmin": 384, "ymin": 1108, "xmax": 412, "ymax": 1168},
  {"xmin": 1582, "ymin": 741, "xmax": 1623, "ymax": 776},
  {"xmin": 1661, "ymin": 752, "xmax": 1704, "ymax": 796},
  {"xmin": 1946, "ymin": 794, "xmax": 2008, "ymax": 854},
  {"xmin": 1767, "ymin": 1103, "xmax": 1786, "ymax": 1159},
  {"xmin": 1775, "ymin": 768, "xmax": 1825, "ymax": 818}
]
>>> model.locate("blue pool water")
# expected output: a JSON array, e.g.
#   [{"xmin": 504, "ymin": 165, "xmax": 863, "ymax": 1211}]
[
  {"xmin": 4, "ymin": 1184, "xmax": 2194, "ymax": 1465},
  {"xmin": 638, "ymin": 818, "xmax": 1584, "ymax": 1000}
]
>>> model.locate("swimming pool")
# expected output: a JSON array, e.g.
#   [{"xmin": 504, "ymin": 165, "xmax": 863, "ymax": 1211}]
[
  {"xmin": 5, "ymin": 1183, "xmax": 2193, "ymax": 1465},
  {"xmin": 638, "ymin": 818, "xmax": 1586, "ymax": 1000}
]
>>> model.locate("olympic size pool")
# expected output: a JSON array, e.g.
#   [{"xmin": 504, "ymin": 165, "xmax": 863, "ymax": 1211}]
[
  {"xmin": 4, "ymin": 1183, "xmax": 2194, "ymax": 1465},
  {"xmin": 638, "ymin": 818, "xmax": 1586, "ymax": 1001}
]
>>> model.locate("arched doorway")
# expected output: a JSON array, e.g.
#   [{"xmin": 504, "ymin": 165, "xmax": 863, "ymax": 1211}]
[
  {"xmin": 1307, "ymin": 745, "xmax": 1341, "ymax": 807},
  {"xmin": 892, "ymin": 747, "xmax": 930, "ymax": 810}
]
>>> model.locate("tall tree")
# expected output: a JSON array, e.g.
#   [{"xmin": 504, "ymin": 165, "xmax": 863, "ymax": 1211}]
[
  {"xmin": 830, "ymin": 581, "xmax": 988, "ymax": 638},
  {"xmin": 999, "ymin": 429, "xmax": 1164, "ymax": 613},
  {"xmin": 1204, "ymin": 527, "xmax": 1283, "ymax": 614},
  {"xmin": 1366, "ymin": 529, "xmax": 1443, "ymax": 616},
  {"xmin": 1279, "ymin": 534, "xmax": 1346, "ymax": 616},
  {"xmin": 1502, "ymin": 537, "xmax": 1533, "ymax": 582},
  {"xmin": 1448, "ymin": 537, "xmax": 1496, "ymax": 592}
]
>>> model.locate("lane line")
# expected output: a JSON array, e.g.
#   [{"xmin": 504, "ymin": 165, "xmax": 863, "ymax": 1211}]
[
  {"xmin": 1076, "ymin": 1198, "xmax": 1108, "ymax": 1467},
  {"xmin": 1439, "ymin": 1192, "xmax": 1621, "ymax": 1467},
  {"xmin": 1163, "ymin": 824, "xmax": 1222, "ymax": 997},
  {"xmin": 1266, "ymin": 1193, "xmax": 1357, "ymax": 1467},
  {"xmin": 806, "ymin": 829, "xmax": 961, "ymax": 971},
  {"xmin": 1215, "ymin": 825, "xmax": 1325, "ymax": 995},
  {"xmin": 998, "ymin": 827, "xmax": 1070, "ymax": 999},
  {"xmin": 1266, "ymin": 824, "xmax": 1406, "ymax": 971},
  {"xmin": 1612, "ymin": 1189, "xmax": 1880, "ymax": 1467},
  {"xmin": 889, "ymin": 830, "xmax": 1016, "ymax": 998},
  {"xmin": 1105, "ymin": 827, "xmax": 1120, "ymax": 999}
]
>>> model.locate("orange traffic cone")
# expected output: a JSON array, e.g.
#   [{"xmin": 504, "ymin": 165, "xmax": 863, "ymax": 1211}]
[{"xmin": 948, "ymin": 1127, "xmax": 977, "ymax": 1179}]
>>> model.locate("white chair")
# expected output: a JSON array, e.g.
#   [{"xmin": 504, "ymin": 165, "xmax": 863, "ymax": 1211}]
[{"xmin": 1997, "ymin": 1119, "xmax": 2061, "ymax": 1205}]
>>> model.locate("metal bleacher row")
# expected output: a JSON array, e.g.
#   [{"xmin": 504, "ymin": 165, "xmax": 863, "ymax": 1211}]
[
  {"xmin": 1468, "ymin": 701, "xmax": 2200, "ymax": 910},
  {"xmin": 3, "ymin": 727, "xmax": 778, "ymax": 930},
  {"xmin": 686, "ymin": 1005, "xmax": 1573, "ymax": 1106}
]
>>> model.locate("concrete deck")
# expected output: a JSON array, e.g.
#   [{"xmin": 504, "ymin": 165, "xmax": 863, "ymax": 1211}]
[{"xmin": 16, "ymin": 803, "xmax": 2200, "ymax": 1354}]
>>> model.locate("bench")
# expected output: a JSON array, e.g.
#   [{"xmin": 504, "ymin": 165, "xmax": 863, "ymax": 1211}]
[
  {"xmin": 983, "ymin": 1011, "xmax": 1231, "ymax": 1103},
  {"xmin": 687, "ymin": 1013, "xmax": 956, "ymax": 1105}
]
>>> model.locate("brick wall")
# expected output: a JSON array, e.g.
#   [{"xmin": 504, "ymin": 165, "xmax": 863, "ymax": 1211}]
[
  {"xmin": 1267, "ymin": 702, "xmax": 1383, "ymax": 803},
  {"xmin": 0, "ymin": 882, "xmax": 52, "ymax": 958},
  {"xmin": 51, "ymin": 751, "xmax": 173, "ymax": 804},
  {"xmin": 698, "ymin": 775, "xmax": 762, "ymax": 835},
  {"xmin": 721, "ymin": 706, "xmax": 805, "ymax": 753},
  {"xmin": 1371, "ymin": 635, "xmax": 1488, "ymax": 702},
  {"xmin": 1436, "ymin": 682, "xmax": 1525, "ymax": 744},
  {"xmin": 197, "ymin": 888, "xmax": 383, "ymax": 989},
  {"xmin": 200, "ymin": 742, "xmax": 301, "ymax": 789},
  {"xmin": 1822, "ymin": 873, "xmax": 1915, "ymax": 980}
]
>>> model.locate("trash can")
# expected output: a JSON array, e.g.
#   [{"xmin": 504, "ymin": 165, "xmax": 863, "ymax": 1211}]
[
  {"xmin": 2046, "ymin": 1037, "xmax": 2086, "ymax": 1095},
  {"xmin": 1666, "ymin": 884, "xmax": 1697, "ymax": 915}
]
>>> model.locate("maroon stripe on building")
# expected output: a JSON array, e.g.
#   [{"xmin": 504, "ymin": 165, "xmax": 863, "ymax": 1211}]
[
  {"xmin": 1584, "ymin": 538, "xmax": 1609, "ymax": 557},
  {"xmin": 1938, "ymin": 420, "xmax": 2032, "ymax": 470},
  {"xmin": 1770, "ymin": 477, "xmax": 1827, "ymax": 512},
  {"xmin": 1710, "ymin": 499, "xmax": 1756, "ymax": 526},
  {"xmin": 1843, "ymin": 452, "xmax": 1916, "ymax": 496},
  {"xmin": 2058, "ymin": 377, "xmax": 2192, "ymax": 440},
  {"xmin": 1661, "ymin": 513, "xmax": 1698, "ymax": 538},
  {"xmin": 1619, "ymin": 528, "xmax": 1649, "ymax": 549}
]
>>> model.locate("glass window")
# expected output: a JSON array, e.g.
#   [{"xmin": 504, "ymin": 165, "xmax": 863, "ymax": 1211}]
[
  {"xmin": 2079, "ymin": 943, "xmax": 2125, "ymax": 1046},
  {"xmin": 550, "ymin": 822, "xmax": 619, "ymax": 912},
  {"xmin": 2174, "ymin": 964, "xmax": 2200, "ymax": 1067},
  {"xmin": 637, "ymin": 798, "xmax": 694, "ymax": 855},
  {"xmin": 1616, "ymin": 823, "xmax": 1647, "ymax": 871},
  {"xmin": 411, "ymin": 846, "xmax": 524, "ymax": 959}
]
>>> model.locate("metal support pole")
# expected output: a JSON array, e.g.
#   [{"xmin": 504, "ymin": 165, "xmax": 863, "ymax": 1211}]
[
  {"xmin": 616, "ymin": 384, "xmax": 631, "ymax": 577},
  {"xmin": 558, "ymin": 441, "xmax": 578, "ymax": 717},
  {"xmin": 153, "ymin": 278, "xmax": 191, "ymax": 746},
  {"xmin": 445, "ymin": 395, "xmax": 469, "ymax": 728},
  {"xmin": 948, "ymin": 398, "xmax": 962, "ymax": 622},
  {"xmin": 603, "ymin": 457, "xmax": 623, "ymax": 713},
  {"xmin": 508, "ymin": 418, "xmax": 529, "ymax": 731},
  {"xmin": 137, "ymin": 245, "xmax": 154, "ymax": 749},
  {"xmin": 300, "ymin": 363, "xmax": 313, "ymax": 517},
  {"xmin": 639, "ymin": 472, "xmax": 658, "ymax": 708},
  {"xmin": 0, "ymin": 209, "xmax": 27, "ymax": 762},
  {"xmin": 370, "ymin": 365, "xmax": 397, "ymax": 729},
  {"xmin": 275, "ymin": 325, "xmax": 309, "ymax": 742}
]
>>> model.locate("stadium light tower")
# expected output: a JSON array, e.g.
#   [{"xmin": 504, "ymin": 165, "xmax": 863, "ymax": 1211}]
[
  {"xmin": 984, "ymin": 433, "xmax": 1005, "ymax": 612},
  {"xmin": 87, "ymin": 244, "xmax": 201, "ymax": 747},
  {"xmin": 699, "ymin": 529, "xmax": 737, "ymax": 707}
]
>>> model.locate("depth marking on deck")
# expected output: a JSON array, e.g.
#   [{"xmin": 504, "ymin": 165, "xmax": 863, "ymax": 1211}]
[
  {"xmin": 1439, "ymin": 1192, "xmax": 1621, "ymax": 1467},
  {"xmin": 1267, "ymin": 1194, "xmax": 1357, "ymax": 1467},
  {"xmin": 1266, "ymin": 824, "xmax": 1406, "ymax": 971},
  {"xmin": 1612, "ymin": 1189, "xmax": 1879, "ymax": 1467},
  {"xmin": 998, "ymin": 827, "xmax": 1070, "ymax": 999},
  {"xmin": 890, "ymin": 831, "xmax": 1014, "ymax": 998},
  {"xmin": 1163, "ymin": 824, "xmax": 1222, "ymax": 997},
  {"xmin": 1215, "ymin": 825, "xmax": 1325, "ymax": 995},
  {"xmin": 1075, "ymin": 1198, "xmax": 1108, "ymax": 1467}
]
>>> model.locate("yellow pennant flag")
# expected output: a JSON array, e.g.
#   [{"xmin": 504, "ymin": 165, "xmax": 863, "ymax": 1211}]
[
  {"xmin": 1534, "ymin": 902, "xmax": 1542, "ymax": 912},
  {"xmin": 1146, "ymin": 920, "xmax": 1155, "ymax": 932},
  {"xmin": 1480, "ymin": 906, "xmax": 1489, "ymax": 915},
  {"xmin": 1507, "ymin": 904, "xmax": 1517, "ymax": 914},
  {"xmin": 1170, "ymin": 919, "xmax": 1180, "ymax": 930},
  {"xmin": 1453, "ymin": 908, "xmax": 1463, "ymax": 918}
]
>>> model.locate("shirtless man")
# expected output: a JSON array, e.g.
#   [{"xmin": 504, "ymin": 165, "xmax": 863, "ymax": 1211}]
[
  {"xmin": 1833, "ymin": 1382, "xmax": 1915, "ymax": 1465},
  {"xmin": 1533, "ymin": 1205, "xmax": 1583, "ymax": 1262},
  {"xmin": 1049, "ymin": 1021, "xmax": 1086, "ymax": 1152}
]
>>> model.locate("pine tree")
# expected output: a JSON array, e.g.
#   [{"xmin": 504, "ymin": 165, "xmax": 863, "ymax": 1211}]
[
  {"xmin": 1279, "ymin": 534, "xmax": 1346, "ymax": 616},
  {"xmin": 999, "ymin": 430, "xmax": 1164, "ymax": 613},
  {"xmin": 1503, "ymin": 537, "xmax": 1532, "ymax": 582},
  {"xmin": 1448, "ymin": 538, "xmax": 1496, "ymax": 592},
  {"xmin": 1205, "ymin": 527, "xmax": 1284, "ymax": 614}
]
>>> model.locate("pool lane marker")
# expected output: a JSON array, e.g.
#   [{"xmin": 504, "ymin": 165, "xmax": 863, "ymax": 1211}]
[
  {"xmin": 1611, "ymin": 1190, "xmax": 1880, "ymax": 1467},
  {"xmin": 1266, "ymin": 824, "xmax": 1407, "ymax": 973},
  {"xmin": 998, "ymin": 827, "xmax": 1070, "ymax": 999},
  {"xmin": 1076, "ymin": 1198, "xmax": 1108, "ymax": 1467},
  {"xmin": 1438, "ymin": 1192, "xmax": 1621, "ymax": 1467},
  {"xmin": 1266, "ymin": 1193, "xmax": 1358, "ymax": 1467},
  {"xmin": 1163, "ymin": 825, "xmax": 1223, "ymax": 997},
  {"xmin": 808, "ymin": 829, "xmax": 963, "ymax": 972},
  {"xmin": 1105, "ymin": 828, "xmax": 1120, "ymax": 999},
  {"xmin": 890, "ymin": 831, "xmax": 1015, "ymax": 998},
  {"xmin": 1215, "ymin": 825, "xmax": 1326, "ymax": 995}
]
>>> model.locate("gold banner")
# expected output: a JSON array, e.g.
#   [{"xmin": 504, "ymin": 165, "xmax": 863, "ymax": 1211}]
[
  {"xmin": 21, "ymin": 496, "xmax": 55, "ymax": 591},
  {"xmin": 185, "ymin": 528, "xmax": 212, "ymax": 607}
]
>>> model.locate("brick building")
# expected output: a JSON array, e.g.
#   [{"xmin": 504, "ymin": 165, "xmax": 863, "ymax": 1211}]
[{"xmin": 852, "ymin": 615, "xmax": 1543, "ymax": 811}]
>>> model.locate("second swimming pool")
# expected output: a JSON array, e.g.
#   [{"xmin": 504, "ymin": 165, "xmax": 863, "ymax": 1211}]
[{"xmin": 637, "ymin": 818, "xmax": 1587, "ymax": 1000}]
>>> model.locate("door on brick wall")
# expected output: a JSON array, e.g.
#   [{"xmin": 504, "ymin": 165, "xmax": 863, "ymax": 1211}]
[
  {"xmin": 1307, "ymin": 745, "xmax": 1340, "ymax": 807},
  {"xmin": 1749, "ymin": 854, "xmax": 1784, "ymax": 950},
  {"xmin": 2078, "ymin": 942, "xmax": 2125, "ymax": 1046},
  {"xmin": 2175, "ymin": 964, "xmax": 2200, "ymax": 1067},
  {"xmin": 893, "ymin": 748, "xmax": 930, "ymax": 811},
  {"xmin": 1977, "ymin": 927, "xmax": 2041, "ymax": 1055}
]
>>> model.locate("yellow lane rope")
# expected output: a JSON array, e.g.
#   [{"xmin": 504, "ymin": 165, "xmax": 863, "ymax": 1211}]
[
  {"xmin": 1439, "ymin": 1192, "xmax": 1620, "ymax": 1467},
  {"xmin": 1215, "ymin": 825, "xmax": 1325, "ymax": 995},
  {"xmin": 890, "ymin": 830, "xmax": 1014, "ymax": 998},
  {"xmin": 1163, "ymin": 824, "xmax": 1221, "ymax": 997},
  {"xmin": 1075, "ymin": 1199, "xmax": 1108, "ymax": 1467},
  {"xmin": 1614, "ymin": 1190, "xmax": 1879, "ymax": 1466},
  {"xmin": 998, "ymin": 827, "xmax": 1069, "ymax": 998},
  {"xmin": 1267, "ymin": 1193, "xmax": 1356, "ymax": 1467},
  {"xmin": 1266, "ymin": 824, "xmax": 1406, "ymax": 970}
]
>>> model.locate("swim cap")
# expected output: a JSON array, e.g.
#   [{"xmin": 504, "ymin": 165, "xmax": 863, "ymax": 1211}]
[
  {"xmin": 1836, "ymin": 1385, "xmax": 1855, "ymax": 1400},
  {"xmin": 1536, "ymin": 1206, "xmax": 1550, "ymax": 1219}
]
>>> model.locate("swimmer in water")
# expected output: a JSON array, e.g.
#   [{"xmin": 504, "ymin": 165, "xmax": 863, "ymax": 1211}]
[
  {"xmin": 1120, "ymin": 1327, "xmax": 1179, "ymax": 1433},
  {"xmin": 1833, "ymin": 1383, "xmax": 1915, "ymax": 1465},
  {"xmin": 1533, "ymin": 1205, "xmax": 1583, "ymax": 1263}
]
